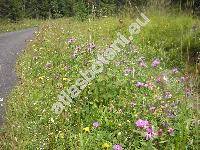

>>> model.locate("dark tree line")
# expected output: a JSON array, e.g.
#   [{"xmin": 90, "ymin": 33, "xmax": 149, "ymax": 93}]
[{"xmin": 0, "ymin": 0, "xmax": 199, "ymax": 21}]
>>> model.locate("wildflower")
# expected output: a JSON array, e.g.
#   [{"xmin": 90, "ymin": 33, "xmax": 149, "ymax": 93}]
[
  {"xmin": 124, "ymin": 67, "xmax": 133, "ymax": 76},
  {"xmin": 164, "ymin": 91, "xmax": 172, "ymax": 99},
  {"xmin": 39, "ymin": 76, "xmax": 45, "ymax": 80},
  {"xmin": 93, "ymin": 122, "xmax": 100, "ymax": 128},
  {"xmin": 138, "ymin": 59, "xmax": 147, "ymax": 67},
  {"xmin": 157, "ymin": 128, "xmax": 163, "ymax": 136},
  {"xmin": 135, "ymin": 119, "xmax": 149, "ymax": 128},
  {"xmin": 167, "ymin": 127, "xmax": 174, "ymax": 135},
  {"xmin": 152, "ymin": 59, "xmax": 160, "ymax": 67},
  {"xmin": 149, "ymin": 106, "xmax": 156, "ymax": 113},
  {"xmin": 113, "ymin": 144, "xmax": 123, "ymax": 150},
  {"xmin": 130, "ymin": 101, "xmax": 136, "ymax": 108},
  {"xmin": 156, "ymin": 76, "xmax": 161, "ymax": 83},
  {"xmin": 185, "ymin": 88, "xmax": 192, "ymax": 97},
  {"xmin": 102, "ymin": 143, "xmax": 110, "ymax": 149},
  {"xmin": 135, "ymin": 82, "xmax": 144, "ymax": 88},
  {"xmin": 145, "ymin": 127, "xmax": 155, "ymax": 140},
  {"xmin": 88, "ymin": 42, "xmax": 96, "ymax": 52},
  {"xmin": 67, "ymin": 37, "xmax": 76, "ymax": 44},
  {"xmin": 63, "ymin": 78, "xmax": 68, "ymax": 81},
  {"xmin": 83, "ymin": 127, "xmax": 90, "ymax": 132},
  {"xmin": 172, "ymin": 68, "xmax": 179, "ymax": 74}
]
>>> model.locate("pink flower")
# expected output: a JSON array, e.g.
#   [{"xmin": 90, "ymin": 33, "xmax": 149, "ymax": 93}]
[
  {"xmin": 172, "ymin": 68, "xmax": 179, "ymax": 74},
  {"xmin": 113, "ymin": 144, "xmax": 123, "ymax": 150},
  {"xmin": 135, "ymin": 82, "xmax": 144, "ymax": 88},
  {"xmin": 167, "ymin": 128, "xmax": 174, "ymax": 135},
  {"xmin": 124, "ymin": 67, "xmax": 133, "ymax": 76},
  {"xmin": 135, "ymin": 119, "xmax": 149, "ymax": 128},
  {"xmin": 139, "ymin": 60, "xmax": 147, "ymax": 67},
  {"xmin": 164, "ymin": 91, "xmax": 172, "ymax": 99},
  {"xmin": 93, "ymin": 122, "xmax": 100, "ymax": 128},
  {"xmin": 157, "ymin": 128, "xmax": 163, "ymax": 136},
  {"xmin": 67, "ymin": 37, "xmax": 76, "ymax": 44},
  {"xmin": 145, "ymin": 127, "xmax": 155, "ymax": 140},
  {"xmin": 152, "ymin": 59, "xmax": 160, "ymax": 67}
]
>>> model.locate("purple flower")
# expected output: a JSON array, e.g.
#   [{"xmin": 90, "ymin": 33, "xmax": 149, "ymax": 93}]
[
  {"xmin": 93, "ymin": 122, "xmax": 100, "ymax": 128},
  {"xmin": 172, "ymin": 68, "xmax": 179, "ymax": 74},
  {"xmin": 167, "ymin": 128, "xmax": 174, "ymax": 135},
  {"xmin": 67, "ymin": 37, "xmax": 76, "ymax": 44},
  {"xmin": 156, "ymin": 76, "xmax": 161, "ymax": 83},
  {"xmin": 113, "ymin": 144, "xmax": 123, "ymax": 150},
  {"xmin": 152, "ymin": 59, "xmax": 160, "ymax": 67},
  {"xmin": 145, "ymin": 127, "xmax": 155, "ymax": 140},
  {"xmin": 135, "ymin": 82, "xmax": 145, "ymax": 88},
  {"xmin": 135, "ymin": 119, "xmax": 149, "ymax": 128},
  {"xmin": 164, "ymin": 91, "xmax": 172, "ymax": 99}
]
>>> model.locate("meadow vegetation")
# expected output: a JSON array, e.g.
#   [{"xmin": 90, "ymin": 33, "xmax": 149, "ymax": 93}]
[{"xmin": 0, "ymin": 8, "xmax": 199, "ymax": 150}]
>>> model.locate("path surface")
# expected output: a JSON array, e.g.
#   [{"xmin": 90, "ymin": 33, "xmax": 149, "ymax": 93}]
[{"xmin": 0, "ymin": 28, "xmax": 37, "ymax": 126}]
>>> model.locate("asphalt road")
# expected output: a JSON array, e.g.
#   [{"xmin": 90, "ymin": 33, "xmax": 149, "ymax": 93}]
[{"xmin": 0, "ymin": 28, "xmax": 37, "ymax": 126}]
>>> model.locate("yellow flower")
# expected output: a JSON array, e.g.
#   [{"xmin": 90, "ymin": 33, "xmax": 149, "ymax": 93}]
[
  {"xmin": 83, "ymin": 127, "xmax": 90, "ymax": 132},
  {"xmin": 38, "ymin": 76, "xmax": 45, "ymax": 80},
  {"xmin": 63, "ymin": 77, "xmax": 68, "ymax": 81},
  {"xmin": 59, "ymin": 132, "xmax": 65, "ymax": 139},
  {"xmin": 102, "ymin": 143, "xmax": 110, "ymax": 149}
]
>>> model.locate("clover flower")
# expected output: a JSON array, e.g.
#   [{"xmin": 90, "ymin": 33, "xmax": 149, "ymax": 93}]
[
  {"xmin": 152, "ymin": 59, "xmax": 160, "ymax": 67},
  {"xmin": 113, "ymin": 144, "xmax": 123, "ymax": 150}
]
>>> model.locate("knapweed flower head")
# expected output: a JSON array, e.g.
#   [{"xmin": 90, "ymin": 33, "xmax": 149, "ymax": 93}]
[
  {"xmin": 135, "ymin": 119, "xmax": 150, "ymax": 128},
  {"xmin": 152, "ymin": 59, "xmax": 160, "ymax": 67},
  {"xmin": 113, "ymin": 144, "xmax": 123, "ymax": 150},
  {"xmin": 167, "ymin": 127, "xmax": 174, "ymax": 135},
  {"xmin": 102, "ymin": 143, "xmax": 110, "ymax": 149},
  {"xmin": 145, "ymin": 127, "xmax": 155, "ymax": 140},
  {"xmin": 157, "ymin": 128, "xmax": 163, "ymax": 136},
  {"xmin": 93, "ymin": 121, "xmax": 100, "ymax": 128},
  {"xmin": 83, "ymin": 127, "xmax": 90, "ymax": 132},
  {"xmin": 67, "ymin": 37, "xmax": 76, "ymax": 44}
]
